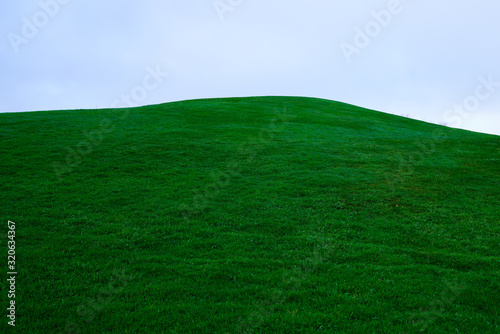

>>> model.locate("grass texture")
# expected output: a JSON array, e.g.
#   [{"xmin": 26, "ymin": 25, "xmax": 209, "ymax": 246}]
[{"xmin": 0, "ymin": 96, "xmax": 498, "ymax": 333}]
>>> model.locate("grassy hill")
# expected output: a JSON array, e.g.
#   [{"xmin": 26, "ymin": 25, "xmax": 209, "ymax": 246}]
[{"xmin": 0, "ymin": 96, "xmax": 498, "ymax": 333}]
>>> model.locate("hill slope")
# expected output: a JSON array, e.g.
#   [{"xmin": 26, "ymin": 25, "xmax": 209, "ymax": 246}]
[{"xmin": 1, "ymin": 96, "xmax": 499, "ymax": 333}]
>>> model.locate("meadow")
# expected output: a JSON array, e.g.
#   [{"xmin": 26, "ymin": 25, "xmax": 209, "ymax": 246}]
[{"xmin": 0, "ymin": 96, "xmax": 498, "ymax": 333}]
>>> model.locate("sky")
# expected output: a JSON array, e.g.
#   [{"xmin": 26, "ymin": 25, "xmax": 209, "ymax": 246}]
[{"xmin": 1, "ymin": 0, "xmax": 499, "ymax": 135}]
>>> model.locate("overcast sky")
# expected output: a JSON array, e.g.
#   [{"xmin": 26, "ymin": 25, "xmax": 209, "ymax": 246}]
[{"xmin": 1, "ymin": 0, "xmax": 499, "ymax": 135}]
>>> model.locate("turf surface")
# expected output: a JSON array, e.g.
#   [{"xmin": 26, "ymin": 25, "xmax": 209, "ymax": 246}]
[{"xmin": 0, "ymin": 96, "xmax": 499, "ymax": 333}]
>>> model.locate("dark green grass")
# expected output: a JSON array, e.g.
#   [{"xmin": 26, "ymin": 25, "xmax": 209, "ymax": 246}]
[{"xmin": 0, "ymin": 96, "xmax": 499, "ymax": 333}]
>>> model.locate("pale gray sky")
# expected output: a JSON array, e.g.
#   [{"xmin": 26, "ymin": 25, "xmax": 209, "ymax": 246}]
[{"xmin": 1, "ymin": 0, "xmax": 499, "ymax": 135}]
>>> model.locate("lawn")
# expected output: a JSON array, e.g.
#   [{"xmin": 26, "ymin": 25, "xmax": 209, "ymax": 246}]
[{"xmin": 0, "ymin": 96, "xmax": 498, "ymax": 333}]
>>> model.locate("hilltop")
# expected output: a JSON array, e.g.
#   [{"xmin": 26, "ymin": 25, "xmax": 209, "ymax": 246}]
[{"xmin": 0, "ymin": 96, "xmax": 498, "ymax": 333}]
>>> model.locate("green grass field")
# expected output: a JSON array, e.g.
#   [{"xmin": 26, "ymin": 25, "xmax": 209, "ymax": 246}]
[{"xmin": 1, "ymin": 96, "xmax": 499, "ymax": 333}]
